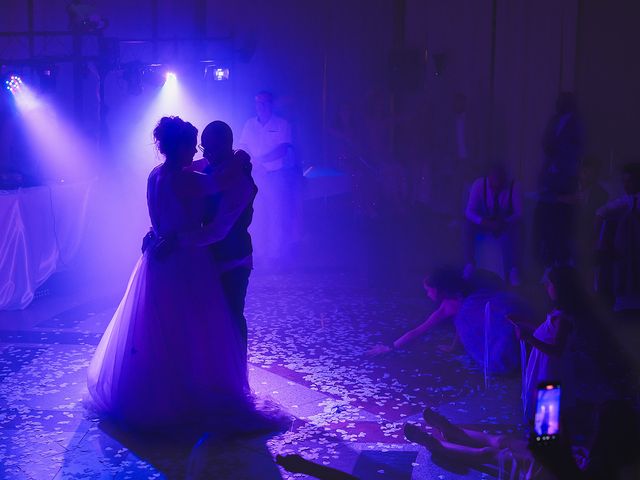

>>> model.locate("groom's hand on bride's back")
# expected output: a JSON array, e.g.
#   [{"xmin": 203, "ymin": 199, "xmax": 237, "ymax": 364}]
[
  {"xmin": 141, "ymin": 229, "xmax": 178, "ymax": 260},
  {"xmin": 152, "ymin": 235, "xmax": 178, "ymax": 260},
  {"xmin": 141, "ymin": 229, "xmax": 157, "ymax": 253}
]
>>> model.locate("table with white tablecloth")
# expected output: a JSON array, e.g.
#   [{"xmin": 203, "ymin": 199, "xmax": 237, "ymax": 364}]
[{"xmin": 0, "ymin": 182, "xmax": 91, "ymax": 310}]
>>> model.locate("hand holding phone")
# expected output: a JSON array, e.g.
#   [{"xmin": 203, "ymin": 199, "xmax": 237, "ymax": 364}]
[
  {"xmin": 506, "ymin": 314, "xmax": 532, "ymax": 341},
  {"xmin": 506, "ymin": 312, "xmax": 530, "ymax": 325}
]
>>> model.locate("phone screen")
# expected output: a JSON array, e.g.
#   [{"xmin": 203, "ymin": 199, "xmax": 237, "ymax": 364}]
[{"xmin": 533, "ymin": 382, "xmax": 560, "ymax": 443}]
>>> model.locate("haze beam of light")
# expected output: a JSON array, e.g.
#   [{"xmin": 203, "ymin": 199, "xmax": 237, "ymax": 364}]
[
  {"xmin": 125, "ymin": 71, "xmax": 212, "ymax": 175},
  {"xmin": 11, "ymin": 85, "xmax": 98, "ymax": 182}
]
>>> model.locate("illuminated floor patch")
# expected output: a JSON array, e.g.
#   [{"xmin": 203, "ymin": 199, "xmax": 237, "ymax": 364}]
[{"xmin": 0, "ymin": 272, "xmax": 522, "ymax": 479}]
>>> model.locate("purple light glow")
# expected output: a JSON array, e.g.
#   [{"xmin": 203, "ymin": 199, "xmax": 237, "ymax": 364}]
[
  {"xmin": 5, "ymin": 75, "xmax": 23, "ymax": 93},
  {"xmin": 214, "ymin": 68, "xmax": 229, "ymax": 81},
  {"xmin": 11, "ymin": 84, "xmax": 97, "ymax": 181},
  {"xmin": 122, "ymin": 68, "xmax": 210, "ymax": 175}
]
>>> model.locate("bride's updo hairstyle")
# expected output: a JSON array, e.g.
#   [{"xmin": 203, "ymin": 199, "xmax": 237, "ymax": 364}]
[{"xmin": 153, "ymin": 116, "xmax": 198, "ymax": 160}]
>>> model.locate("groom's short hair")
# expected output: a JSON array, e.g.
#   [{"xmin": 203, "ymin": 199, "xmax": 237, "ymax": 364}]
[{"xmin": 201, "ymin": 121, "xmax": 233, "ymax": 150}]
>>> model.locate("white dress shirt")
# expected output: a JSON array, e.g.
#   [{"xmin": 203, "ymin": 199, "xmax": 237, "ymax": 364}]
[{"xmin": 238, "ymin": 115, "xmax": 292, "ymax": 172}]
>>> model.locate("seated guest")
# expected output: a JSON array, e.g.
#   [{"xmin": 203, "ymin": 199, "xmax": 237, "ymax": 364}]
[
  {"xmin": 595, "ymin": 162, "xmax": 640, "ymax": 317},
  {"xmin": 464, "ymin": 162, "xmax": 523, "ymax": 286},
  {"xmin": 368, "ymin": 267, "xmax": 526, "ymax": 375}
]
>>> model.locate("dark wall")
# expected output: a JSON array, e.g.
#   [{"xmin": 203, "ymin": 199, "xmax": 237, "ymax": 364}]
[
  {"xmin": 1, "ymin": 0, "xmax": 639, "ymax": 183},
  {"xmin": 576, "ymin": 0, "xmax": 640, "ymax": 173}
]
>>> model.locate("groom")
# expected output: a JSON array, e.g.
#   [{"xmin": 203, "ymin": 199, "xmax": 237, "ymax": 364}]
[{"xmin": 190, "ymin": 121, "xmax": 258, "ymax": 358}]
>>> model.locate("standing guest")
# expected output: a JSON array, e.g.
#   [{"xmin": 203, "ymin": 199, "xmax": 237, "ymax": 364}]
[
  {"xmin": 533, "ymin": 92, "xmax": 584, "ymax": 270},
  {"xmin": 596, "ymin": 162, "xmax": 640, "ymax": 318},
  {"xmin": 575, "ymin": 158, "xmax": 609, "ymax": 286},
  {"xmin": 464, "ymin": 163, "xmax": 523, "ymax": 286},
  {"xmin": 238, "ymin": 91, "xmax": 298, "ymax": 267}
]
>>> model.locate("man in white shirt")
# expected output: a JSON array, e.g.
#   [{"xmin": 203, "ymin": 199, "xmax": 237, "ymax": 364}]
[
  {"xmin": 239, "ymin": 92, "xmax": 293, "ymax": 174},
  {"xmin": 464, "ymin": 163, "xmax": 523, "ymax": 286},
  {"xmin": 238, "ymin": 91, "xmax": 298, "ymax": 264}
]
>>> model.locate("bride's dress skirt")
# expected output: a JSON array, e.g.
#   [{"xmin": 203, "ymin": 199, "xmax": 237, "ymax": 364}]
[{"xmin": 87, "ymin": 247, "xmax": 254, "ymax": 430}]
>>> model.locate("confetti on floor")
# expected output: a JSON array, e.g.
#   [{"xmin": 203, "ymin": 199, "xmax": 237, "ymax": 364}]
[{"xmin": 0, "ymin": 272, "xmax": 524, "ymax": 479}]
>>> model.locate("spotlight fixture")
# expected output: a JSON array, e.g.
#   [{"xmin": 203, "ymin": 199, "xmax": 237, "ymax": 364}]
[
  {"xmin": 214, "ymin": 68, "xmax": 229, "ymax": 81},
  {"xmin": 204, "ymin": 65, "xmax": 229, "ymax": 82},
  {"xmin": 5, "ymin": 75, "xmax": 23, "ymax": 93},
  {"xmin": 165, "ymin": 72, "xmax": 177, "ymax": 82},
  {"xmin": 141, "ymin": 65, "xmax": 165, "ymax": 88}
]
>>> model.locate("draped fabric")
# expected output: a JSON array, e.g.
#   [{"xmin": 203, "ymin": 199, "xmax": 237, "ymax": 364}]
[{"xmin": 0, "ymin": 183, "xmax": 91, "ymax": 310}]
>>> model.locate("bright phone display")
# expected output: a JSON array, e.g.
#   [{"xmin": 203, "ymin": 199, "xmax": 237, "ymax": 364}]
[{"xmin": 533, "ymin": 382, "xmax": 560, "ymax": 443}]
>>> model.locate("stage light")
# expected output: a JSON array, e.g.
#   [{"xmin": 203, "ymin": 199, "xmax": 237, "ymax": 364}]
[
  {"xmin": 162, "ymin": 72, "xmax": 177, "ymax": 94},
  {"xmin": 5, "ymin": 75, "xmax": 23, "ymax": 93},
  {"xmin": 214, "ymin": 68, "xmax": 229, "ymax": 81},
  {"xmin": 11, "ymin": 83, "xmax": 96, "ymax": 180},
  {"xmin": 141, "ymin": 64, "xmax": 166, "ymax": 88},
  {"xmin": 204, "ymin": 65, "xmax": 229, "ymax": 82}
]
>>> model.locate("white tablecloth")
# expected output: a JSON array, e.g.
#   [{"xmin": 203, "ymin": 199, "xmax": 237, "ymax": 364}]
[{"xmin": 0, "ymin": 182, "xmax": 91, "ymax": 310}]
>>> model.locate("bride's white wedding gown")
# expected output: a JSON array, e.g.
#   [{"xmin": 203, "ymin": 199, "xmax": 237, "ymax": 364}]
[{"xmin": 87, "ymin": 165, "xmax": 251, "ymax": 430}]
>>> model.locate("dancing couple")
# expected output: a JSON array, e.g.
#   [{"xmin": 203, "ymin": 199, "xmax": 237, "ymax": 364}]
[{"xmin": 87, "ymin": 116, "xmax": 277, "ymax": 433}]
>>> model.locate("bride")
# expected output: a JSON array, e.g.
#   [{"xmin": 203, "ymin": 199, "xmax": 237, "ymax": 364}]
[{"xmin": 87, "ymin": 116, "xmax": 259, "ymax": 431}]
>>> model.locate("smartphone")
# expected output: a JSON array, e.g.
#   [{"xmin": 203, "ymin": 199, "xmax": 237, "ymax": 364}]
[{"xmin": 532, "ymin": 382, "xmax": 561, "ymax": 444}]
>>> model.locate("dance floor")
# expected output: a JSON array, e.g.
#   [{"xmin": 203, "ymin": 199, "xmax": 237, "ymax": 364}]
[{"xmin": 0, "ymin": 271, "xmax": 523, "ymax": 479}]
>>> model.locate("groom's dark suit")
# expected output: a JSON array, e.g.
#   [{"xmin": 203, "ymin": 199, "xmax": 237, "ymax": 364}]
[{"xmin": 202, "ymin": 151, "xmax": 257, "ymax": 351}]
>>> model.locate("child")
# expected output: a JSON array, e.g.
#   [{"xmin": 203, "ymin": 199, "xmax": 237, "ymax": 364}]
[{"xmin": 509, "ymin": 266, "xmax": 582, "ymax": 419}]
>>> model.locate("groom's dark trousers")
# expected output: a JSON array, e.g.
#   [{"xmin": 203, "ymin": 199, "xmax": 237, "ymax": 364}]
[{"xmin": 220, "ymin": 267, "xmax": 251, "ymax": 349}]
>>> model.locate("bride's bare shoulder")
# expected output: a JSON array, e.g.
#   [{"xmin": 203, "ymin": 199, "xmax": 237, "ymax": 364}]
[{"xmin": 147, "ymin": 164, "xmax": 164, "ymax": 180}]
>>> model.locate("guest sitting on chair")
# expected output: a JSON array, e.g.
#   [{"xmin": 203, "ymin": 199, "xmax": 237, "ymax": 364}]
[{"xmin": 464, "ymin": 162, "xmax": 523, "ymax": 286}]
